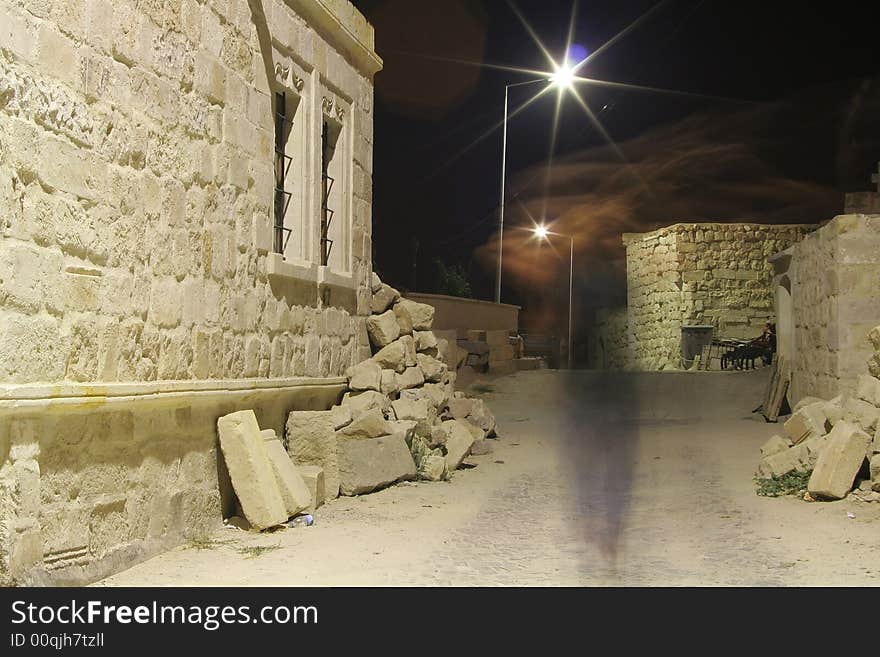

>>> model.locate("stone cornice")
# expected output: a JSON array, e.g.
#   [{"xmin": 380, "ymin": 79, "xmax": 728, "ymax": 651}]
[{"xmin": 284, "ymin": 0, "xmax": 383, "ymax": 78}]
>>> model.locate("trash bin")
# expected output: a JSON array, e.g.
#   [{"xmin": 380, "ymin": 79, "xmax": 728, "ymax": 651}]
[{"xmin": 680, "ymin": 325, "xmax": 714, "ymax": 365}]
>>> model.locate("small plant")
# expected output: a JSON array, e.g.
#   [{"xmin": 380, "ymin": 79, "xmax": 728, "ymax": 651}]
[
  {"xmin": 471, "ymin": 383, "xmax": 495, "ymax": 394},
  {"xmin": 237, "ymin": 543, "xmax": 282, "ymax": 559},
  {"xmin": 187, "ymin": 537, "xmax": 234, "ymax": 551},
  {"xmin": 755, "ymin": 469, "xmax": 812, "ymax": 497}
]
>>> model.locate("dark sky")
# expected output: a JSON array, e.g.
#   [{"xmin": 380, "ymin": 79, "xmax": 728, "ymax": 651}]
[{"xmin": 351, "ymin": 0, "xmax": 880, "ymax": 337}]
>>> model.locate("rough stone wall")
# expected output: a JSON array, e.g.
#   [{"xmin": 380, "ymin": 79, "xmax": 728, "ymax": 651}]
[
  {"xmin": 783, "ymin": 215, "xmax": 880, "ymax": 403},
  {"xmin": 0, "ymin": 0, "xmax": 379, "ymax": 584},
  {"xmin": 623, "ymin": 227, "xmax": 682, "ymax": 369},
  {"xmin": 587, "ymin": 307, "xmax": 629, "ymax": 370},
  {"xmin": 0, "ymin": 0, "xmax": 377, "ymax": 385},
  {"xmin": 623, "ymin": 223, "xmax": 814, "ymax": 369}
]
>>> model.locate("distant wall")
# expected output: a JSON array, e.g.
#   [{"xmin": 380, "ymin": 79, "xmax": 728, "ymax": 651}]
[
  {"xmin": 622, "ymin": 223, "xmax": 815, "ymax": 369},
  {"xmin": 404, "ymin": 293, "xmax": 519, "ymax": 336},
  {"xmin": 775, "ymin": 214, "xmax": 880, "ymax": 403}
]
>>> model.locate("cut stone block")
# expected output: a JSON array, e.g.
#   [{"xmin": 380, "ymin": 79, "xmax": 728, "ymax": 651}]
[
  {"xmin": 366, "ymin": 310, "xmax": 401, "ymax": 348},
  {"xmin": 347, "ymin": 360, "xmax": 382, "ymax": 392},
  {"xmin": 391, "ymin": 397, "xmax": 430, "ymax": 421},
  {"xmin": 396, "ymin": 298, "xmax": 434, "ymax": 330},
  {"xmin": 415, "ymin": 330, "xmax": 438, "ymax": 351},
  {"xmin": 337, "ymin": 433, "xmax": 417, "ymax": 495},
  {"xmin": 372, "ymin": 339, "xmax": 407, "ymax": 373},
  {"xmin": 856, "ymin": 374, "xmax": 880, "ymax": 408},
  {"xmin": 371, "ymin": 283, "xmax": 400, "ymax": 314},
  {"xmin": 371, "ymin": 271, "xmax": 382, "ymax": 294},
  {"xmin": 843, "ymin": 397, "xmax": 880, "ymax": 433},
  {"xmin": 330, "ymin": 404, "xmax": 353, "ymax": 430},
  {"xmin": 461, "ymin": 418, "xmax": 485, "ymax": 441},
  {"xmin": 380, "ymin": 368, "xmax": 399, "ymax": 396},
  {"xmin": 760, "ymin": 434, "xmax": 792, "ymax": 457},
  {"xmin": 264, "ymin": 436, "xmax": 311, "ymax": 518},
  {"xmin": 286, "ymin": 410, "xmax": 340, "ymax": 499},
  {"xmin": 260, "ymin": 429, "xmax": 277, "ymax": 441},
  {"xmin": 296, "ymin": 464, "xmax": 325, "ymax": 511},
  {"xmin": 396, "ymin": 366, "xmax": 425, "ymax": 391},
  {"xmin": 417, "ymin": 352, "xmax": 447, "ymax": 383},
  {"xmin": 448, "ymin": 397, "xmax": 473, "ymax": 420},
  {"xmin": 338, "ymin": 407, "xmax": 393, "ymax": 439},
  {"xmin": 393, "ymin": 302, "xmax": 413, "ymax": 335},
  {"xmin": 756, "ymin": 443, "xmax": 810, "ymax": 478},
  {"xmin": 401, "ymin": 334, "xmax": 417, "ymax": 367},
  {"xmin": 442, "ymin": 419, "xmax": 475, "ymax": 470},
  {"xmin": 342, "ymin": 390, "xmax": 389, "ymax": 417},
  {"xmin": 467, "ymin": 398, "xmax": 497, "ymax": 436},
  {"xmin": 823, "ymin": 400, "xmax": 844, "ymax": 426},
  {"xmin": 792, "ymin": 397, "xmax": 825, "ymax": 413},
  {"xmin": 217, "ymin": 410, "xmax": 288, "ymax": 530},
  {"xmin": 783, "ymin": 402, "xmax": 829, "ymax": 444},
  {"xmin": 808, "ymin": 421, "xmax": 872, "ymax": 500}
]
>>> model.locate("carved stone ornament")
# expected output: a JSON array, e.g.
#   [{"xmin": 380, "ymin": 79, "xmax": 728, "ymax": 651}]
[
  {"xmin": 274, "ymin": 62, "xmax": 305, "ymax": 93},
  {"xmin": 322, "ymin": 96, "xmax": 334, "ymax": 115},
  {"xmin": 274, "ymin": 62, "xmax": 290, "ymax": 86}
]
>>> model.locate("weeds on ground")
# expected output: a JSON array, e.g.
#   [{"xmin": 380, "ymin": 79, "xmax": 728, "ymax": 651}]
[
  {"xmin": 236, "ymin": 543, "xmax": 282, "ymax": 559},
  {"xmin": 471, "ymin": 383, "xmax": 495, "ymax": 394},
  {"xmin": 755, "ymin": 469, "xmax": 812, "ymax": 497},
  {"xmin": 187, "ymin": 537, "xmax": 235, "ymax": 551}
]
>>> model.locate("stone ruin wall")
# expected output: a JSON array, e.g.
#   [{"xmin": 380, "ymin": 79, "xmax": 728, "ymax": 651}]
[
  {"xmin": 587, "ymin": 307, "xmax": 629, "ymax": 369},
  {"xmin": 623, "ymin": 223, "xmax": 815, "ymax": 370},
  {"xmin": 623, "ymin": 226, "xmax": 681, "ymax": 369},
  {"xmin": 783, "ymin": 215, "xmax": 880, "ymax": 404},
  {"xmin": 0, "ymin": 0, "xmax": 379, "ymax": 584}
]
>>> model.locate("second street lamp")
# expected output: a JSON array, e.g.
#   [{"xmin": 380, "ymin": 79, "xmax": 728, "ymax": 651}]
[{"xmin": 533, "ymin": 224, "xmax": 574, "ymax": 370}]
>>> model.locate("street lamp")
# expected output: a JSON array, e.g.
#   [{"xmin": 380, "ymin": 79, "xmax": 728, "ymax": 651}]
[
  {"xmin": 533, "ymin": 224, "xmax": 574, "ymax": 370},
  {"xmin": 494, "ymin": 65, "xmax": 578, "ymax": 305}
]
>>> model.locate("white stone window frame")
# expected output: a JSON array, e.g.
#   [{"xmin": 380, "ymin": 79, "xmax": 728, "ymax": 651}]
[
  {"xmin": 317, "ymin": 88, "xmax": 353, "ymax": 280},
  {"xmin": 267, "ymin": 58, "xmax": 320, "ymax": 283}
]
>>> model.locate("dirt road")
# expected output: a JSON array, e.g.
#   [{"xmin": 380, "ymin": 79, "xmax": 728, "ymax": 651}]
[{"xmin": 98, "ymin": 369, "xmax": 880, "ymax": 586}]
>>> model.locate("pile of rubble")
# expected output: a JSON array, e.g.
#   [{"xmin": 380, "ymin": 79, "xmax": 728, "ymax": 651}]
[
  {"xmin": 216, "ymin": 273, "xmax": 499, "ymax": 531},
  {"xmin": 757, "ymin": 327, "xmax": 880, "ymax": 501}
]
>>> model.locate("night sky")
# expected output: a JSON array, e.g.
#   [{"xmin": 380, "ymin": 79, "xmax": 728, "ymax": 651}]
[{"xmin": 351, "ymin": 0, "xmax": 880, "ymax": 347}]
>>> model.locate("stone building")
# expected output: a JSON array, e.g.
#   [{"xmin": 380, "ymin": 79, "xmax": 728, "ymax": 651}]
[
  {"xmin": 589, "ymin": 222, "xmax": 815, "ymax": 370},
  {"xmin": 0, "ymin": 0, "xmax": 381, "ymax": 584},
  {"xmin": 772, "ymin": 213, "xmax": 880, "ymax": 404}
]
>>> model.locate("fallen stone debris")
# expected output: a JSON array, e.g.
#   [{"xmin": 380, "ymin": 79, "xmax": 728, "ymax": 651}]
[
  {"xmin": 755, "ymin": 325, "xmax": 880, "ymax": 502},
  {"xmin": 217, "ymin": 273, "xmax": 500, "ymax": 531}
]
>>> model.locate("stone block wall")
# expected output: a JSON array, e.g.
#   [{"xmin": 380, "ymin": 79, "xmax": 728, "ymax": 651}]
[
  {"xmin": 622, "ymin": 223, "xmax": 814, "ymax": 370},
  {"xmin": 587, "ymin": 307, "xmax": 629, "ymax": 369},
  {"xmin": 775, "ymin": 215, "xmax": 880, "ymax": 403},
  {"xmin": 0, "ymin": 0, "xmax": 380, "ymax": 584}
]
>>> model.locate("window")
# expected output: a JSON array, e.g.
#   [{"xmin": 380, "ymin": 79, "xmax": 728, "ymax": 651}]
[
  {"xmin": 319, "ymin": 106, "xmax": 350, "ymax": 274},
  {"xmin": 272, "ymin": 87, "xmax": 307, "ymax": 262}
]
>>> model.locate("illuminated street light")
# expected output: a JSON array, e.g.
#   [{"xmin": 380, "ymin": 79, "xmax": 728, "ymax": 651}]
[
  {"xmin": 533, "ymin": 225, "xmax": 574, "ymax": 370},
  {"xmin": 549, "ymin": 62, "xmax": 575, "ymax": 90},
  {"xmin": 494, "ymin": 64, "xmax": 580, "ymax": 305}
]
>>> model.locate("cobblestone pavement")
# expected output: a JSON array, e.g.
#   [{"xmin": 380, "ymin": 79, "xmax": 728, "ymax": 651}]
[{"xmin": 99, "ymin": 370, "xmax": 880, "ymax": 586}]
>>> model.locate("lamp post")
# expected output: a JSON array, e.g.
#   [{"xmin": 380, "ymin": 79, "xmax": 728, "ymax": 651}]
[
  {"xmin": 533, "ymin": 225, "xmax": 574, "ymax": 370},
  {"xmin": 494, "ymin": 64, "xmax": 576, "ymax": 305}
]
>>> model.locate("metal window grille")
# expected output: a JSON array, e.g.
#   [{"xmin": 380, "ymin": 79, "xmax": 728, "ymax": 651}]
[
  {"xmin": 320, "ymin": 120, "xmax": 335, "ymax": 266},
  {"xmin": 274, "ymin": 92, "xmax": 294, "ymax": 255}
]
